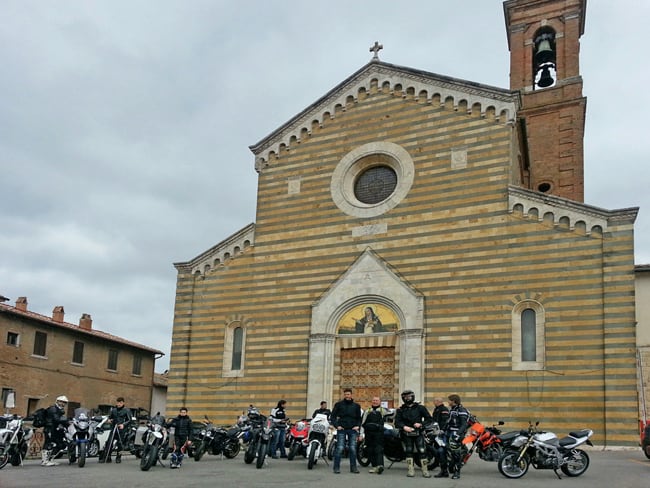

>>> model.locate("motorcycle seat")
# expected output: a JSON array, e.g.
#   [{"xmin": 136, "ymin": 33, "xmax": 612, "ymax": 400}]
[{"xmin": 568, "ymin": 429, "xmax": 591, "ymax": 439}]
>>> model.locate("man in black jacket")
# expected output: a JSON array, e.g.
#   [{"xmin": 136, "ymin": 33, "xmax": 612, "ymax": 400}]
[
  {"xmin": 101, "ymin": 396, "xmax": 132, "ymax": 464},
  {"xmin": 330, "ymin": 388, "xmax": 362, "ymax": 474},
  {"xmin": 361, "ymin": 396, "xmax": 389, "ymax": 474},
  {"xmin": 41, "ymin": 395, "xmax": 69, "ymax": 466},
  {"xmin": 395, "ymin": 389, "xmax": 433, "ymax": 478},
  {"xmin": 168, "ymin": 407, "xmax": 193, "ymax": 468},
  {"xmin": 431, "ymin": 397, "xmax": 451, "ymax": 478},
  {"xmin": 445, "ymin": 394, "xmax": 470, "ymax": 480}
]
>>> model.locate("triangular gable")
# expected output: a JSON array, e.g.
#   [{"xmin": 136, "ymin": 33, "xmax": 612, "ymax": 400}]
[
  {"xmin": 249, "ymin": 60, "xmax": 520, "ymax": 169},
  {"xmin": 311, "ymin": 247, "xmax": 423, "ymax": 335}
]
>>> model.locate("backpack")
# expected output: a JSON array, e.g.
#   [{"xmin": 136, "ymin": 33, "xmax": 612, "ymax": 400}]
[{"xmin": 31, "ymin": 408, "xmax": 47, "ymax": 428}]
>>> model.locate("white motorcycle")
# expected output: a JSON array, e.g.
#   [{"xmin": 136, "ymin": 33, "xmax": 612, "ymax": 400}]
[
  {"xmin": 305, "ymin": 413, "xmax": 330, "ymax": 469},
  {"xmin": 88, "ymin": 415, "xmax": 110, "ymax": 458},
  {"xmin": 498, "ymin": 422, "xmax": 593, "ymax": 479},
  {"xmin": 0, "ymin": 415, "xmax": 33, "ymax": 469}
]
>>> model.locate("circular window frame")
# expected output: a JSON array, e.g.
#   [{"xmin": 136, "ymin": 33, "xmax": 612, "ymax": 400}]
[{"xmin": 330, "ymin": 141, "xmax": 414, "ymax": 218}]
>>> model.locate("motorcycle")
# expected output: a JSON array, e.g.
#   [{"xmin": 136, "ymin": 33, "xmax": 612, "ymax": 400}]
[
  {"xmin": 243, "ymin": 407, "xmax": 275, "ymax": 469},
  {"xmin": 461, "ymin": 418, "xmax": 505, "ymax": 463},
  {"xmin": 498, "ymin": 422, "xmax": 594, "ymax": 479},
  {"xmin": 357, "ymin": 418, "xmax": 438, "ymax": 469},
  {"xmin": 305, "ymin": 413, "xmax": 329, "ymax": 469},
  {"xmin": 193, "ymin": 417, "xmax": 241, "ymax": 461},
  {"xmin": 243, "ymin": 406, "xmax": 266, "ymax": 465},
  {"xmin": 286, "ymin": 419, "xmax": 310, "ymax": 460},
  {"xmin": 87, "ymin": 415, "xmax": 110, "ymax": 458},
  {"xmin": 137, "ymin": 413, "xmax": 168, "ymax": 471},
  {"xmin": 101, "ymin": 419, "xmax": 137, "ymax": 463},
  {"xmin": 0, "ymin": 415, "xmax": 34, "ymax": 469},
  {"xmin": 641, "ymin": 421, "xmax": 650, "ymax": 460},
  {"xmin": 66, "ymin": 408, "xmax": 95, "ymax": 468}
]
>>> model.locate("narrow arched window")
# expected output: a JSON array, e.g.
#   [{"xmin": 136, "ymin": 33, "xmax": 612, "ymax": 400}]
[
  {"xmin": 223, "ymin": 320, "xmax": 246, "ymax": 378},
  {"xmin": 521, "ymin": 308, "xmax": 536, "ymax": 361},
  {"xmin": 512, "ymin": 299, "xmax": 545, "ymax": 371},
  {"xmin": 232, "ymin": 327, "xmax": 243, "ymax": 370}
]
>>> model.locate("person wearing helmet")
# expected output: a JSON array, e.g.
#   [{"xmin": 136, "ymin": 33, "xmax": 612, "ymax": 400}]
[
  {"xmin": 395, "ymin": 389, "xmax": 433, "ymax": 478},
  {"xmin": 443, "ymin": 394, "xmax": 470, "ymax": 479},
  {"xmin": 41, "ymin": 395, "xmax": 70, "ymax": 466}
]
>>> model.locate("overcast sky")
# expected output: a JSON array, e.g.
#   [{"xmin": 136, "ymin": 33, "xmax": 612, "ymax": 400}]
[{"xmin": 2, "ymin": 0, "xmax": 648, "ymax": 373}]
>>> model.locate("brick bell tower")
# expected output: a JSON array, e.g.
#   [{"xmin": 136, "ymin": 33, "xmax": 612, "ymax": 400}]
[{"xmin": 504, "ymin": 0, "xmax": 587, "ymax": 202}]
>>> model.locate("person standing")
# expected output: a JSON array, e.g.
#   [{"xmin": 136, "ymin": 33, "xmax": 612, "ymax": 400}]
[
  {"xmin": 445, "ymin": 394, "xmax": 470, "ymax": 479},
  {"xmin": 330, "ymin": 388, "xmax": 362, "ymax": 474},
  {"xmin": 431, "ymin": 397, "xmax": 451, "ymax": 478},
  {"xmin": 312, "ymin": 400, "xmax": 331, "ymax": 420},
  {"xmin": 168, "ymin": 407, "xmax": 193, "ymax": 468},
  {"xmin": 395, "ymin": 389, "xmax": 433, "ymax": 478},
  {"xmin": 101, "ymin": 396, "xmax": 131, "ymax": 464},
  {"xmin": 361, "ymin": 396, "xmax": 389, "ymax": 474},
  {"xmin": 41, "ymin": 395, "xmax": 69, "ymax": 466},
  {"xmin": 269, "ymin": 399, "xmax": 288, "ymax": 458}
]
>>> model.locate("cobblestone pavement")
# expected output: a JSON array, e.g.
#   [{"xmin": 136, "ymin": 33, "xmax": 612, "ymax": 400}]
[{"xmin": 0, "ymin": 448, "xmax": 647, "ymax": 488}]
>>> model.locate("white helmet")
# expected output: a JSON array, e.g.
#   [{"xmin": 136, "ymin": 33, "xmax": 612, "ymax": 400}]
[{"xmin": 56, "ymin": 395, "xmax": 69, "ymax": 403}]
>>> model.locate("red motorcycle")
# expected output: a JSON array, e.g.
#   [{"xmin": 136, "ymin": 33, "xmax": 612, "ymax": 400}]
[
  {"xmin": 461, "ymin": 418, "xmax": 505, "ymax": 463},
  {"xmin": 286, "ymin": 419, "xmax": 310, "ymax": 460}
]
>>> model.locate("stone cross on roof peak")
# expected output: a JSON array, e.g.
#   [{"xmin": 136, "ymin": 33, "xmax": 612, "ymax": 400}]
[{"xmin": 369, "ymin": 41, "xmax": 383, "ymax": 61}]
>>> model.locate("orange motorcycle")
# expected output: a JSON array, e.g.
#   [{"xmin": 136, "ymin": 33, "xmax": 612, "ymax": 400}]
[{"xmin": 461, "ymin": 418, "xmax": 507, "ymax": 464}]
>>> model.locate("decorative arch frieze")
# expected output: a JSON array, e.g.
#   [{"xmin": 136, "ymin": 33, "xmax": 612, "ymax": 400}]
[{"xmin": 250, "ymin": 62, "xmax": 519, "ymax": 172}]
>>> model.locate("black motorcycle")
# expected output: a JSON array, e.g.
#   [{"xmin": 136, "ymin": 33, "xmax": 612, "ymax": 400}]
[
  {"xmin": 0, "ymin": 415, "xmax": 34, "ymax": 469},
  {"xmin": 357, "ymin": 421, "xmax": 438, "ymax": 469},
  {"xmin": 243, "ymin": 409, "xmax": 274, "ymax": 469},
  {"xmin": 193, "ymin": 417, "xmax": 241, "ymax": 461}
]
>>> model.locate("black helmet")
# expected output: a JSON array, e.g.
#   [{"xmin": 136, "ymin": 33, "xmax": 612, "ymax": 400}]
[{"xmin": 401, "ymin": 390, "xmax": 415, "ymax": 404}]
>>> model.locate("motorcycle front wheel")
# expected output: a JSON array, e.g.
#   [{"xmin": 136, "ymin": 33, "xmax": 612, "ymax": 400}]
[
  {"xmin": 10, "ymin": 443, "xmax": 27, "ymax": 467},
  {"xmin": 256, "ymin": 441, "xmax": 268, "ymax": 469},
  {"xmin": 307, "ymin": 441, "xmax": 318, "ymax": 469},
  {"xmin": 356, "ymin": 442, "xmax": 370, "ymax": 467},
  {"xmin": 0, "ymin": 447, "xmax": 10, "ymax": 469},
  {"xmin": 193, "ymin": 440, "xmax": 207, "ymax": 461},
  {"xmin": 287, "ymin": 442, "xmax": 299, "ymax": 461},
  {"xmin": 244, "ymin": 440, "xmax": 256, "ymax": 464},
  {"xmin": 140, "ymin": 444, "xmax": 158, "ymax": 471},
  {"xmin": 326, "ymin": 439, "xmax": 336, "ymax": 460},
  {"xmin": 498, "ymin": 451, "xmax": 529, "ymax": 479},
  {"xmin": 560, "ymin": 449, "xmax": 590, "ymax": 477},
  {"xmin": 224, "ymin": 440, "xmax": 240, "ymax": 459},
  {"xmin": 78, "ymin": 442, "xmax": 86, "ymax": 468}
]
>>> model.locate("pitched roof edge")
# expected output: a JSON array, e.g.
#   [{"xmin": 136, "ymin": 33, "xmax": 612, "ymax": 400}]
[{"xmin": 0, "ymin": 303, "xmax": 164, "ymax": 355}]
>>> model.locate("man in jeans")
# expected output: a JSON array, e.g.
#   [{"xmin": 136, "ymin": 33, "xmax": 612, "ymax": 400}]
[{"xmin": 330, "ymin": 388, "xmax": 362, "ymax": 474}]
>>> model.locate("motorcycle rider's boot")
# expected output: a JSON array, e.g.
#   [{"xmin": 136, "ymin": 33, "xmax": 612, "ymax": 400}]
[
  {"xmin": 115, "ymin": 453, "xmax": 121, "ymax": 464},
  {"xmin": 406, "ymin": 457, "xmax": 415, "ymax": 477},
  {"xmin": 451, "ymin": 467, "xmax": 460, "ymax": 480},
  {"xmin": 421, "ymin": 460, "xmax": 431, "ymax": 478},
  {"xmin": 41, "ymin": 450, "xmax": 58, "ymax": 467},
  {"xmin": 369, "ymin": 467, "xmax": 377, "ymax": 473},
  {"xmin": 434, "ymin": 469, "xmax": 449, "ymax": 478}
]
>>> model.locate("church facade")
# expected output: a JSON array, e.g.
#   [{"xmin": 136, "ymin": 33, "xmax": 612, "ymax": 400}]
[{"xmin": 168, "ymin": 0, "xmax": 639, "ymax": 446}]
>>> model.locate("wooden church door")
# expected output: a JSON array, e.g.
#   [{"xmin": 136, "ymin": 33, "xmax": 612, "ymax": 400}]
[{"xmin": 339, "ymin": 346, "xmax": 395, "ymax": 409}]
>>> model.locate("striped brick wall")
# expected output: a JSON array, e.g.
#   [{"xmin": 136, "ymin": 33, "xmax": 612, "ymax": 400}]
[{"xmin": 168, "ymin": 84, "xmax": 637, "ymax": 446}]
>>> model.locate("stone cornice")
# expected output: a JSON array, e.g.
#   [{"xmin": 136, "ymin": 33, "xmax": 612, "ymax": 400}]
[
  {"xmin": 249, "ymin": 61, "xmax": 520, "ymax": 173},
  {"xmin": 508, "ymin": 185, "xmax": 639, "ymax": 234},
  {"xmin": 173, "ymin": 223, "xmax": 255, "ymax": 275}
]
